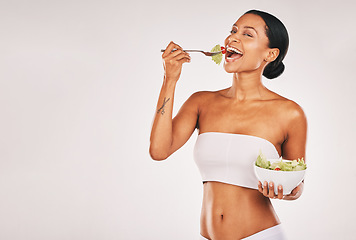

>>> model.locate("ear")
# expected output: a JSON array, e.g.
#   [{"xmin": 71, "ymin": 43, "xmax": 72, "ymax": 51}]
[{"xmin": 265, "ymin": 48, "xmax": 280, "ymax": 62}]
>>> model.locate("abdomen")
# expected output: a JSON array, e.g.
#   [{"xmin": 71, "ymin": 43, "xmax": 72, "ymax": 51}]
[{"xmin": 200, "ymin": 182, "xmax": 280, "ymax": 240}]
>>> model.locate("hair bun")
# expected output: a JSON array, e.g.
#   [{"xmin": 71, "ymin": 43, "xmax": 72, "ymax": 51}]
[{"xmin": 263, "ymin": 61, "xmax": 285, "ymax": 79}]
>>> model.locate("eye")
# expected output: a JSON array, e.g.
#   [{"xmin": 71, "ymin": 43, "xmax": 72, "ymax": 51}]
[
  {"xmin": 230, "ymin": 29, "xmax": 237, "ymax": 34},
  {"xmin": 244, "ymin": 33, "xmax": 253, "ymax": 37}
]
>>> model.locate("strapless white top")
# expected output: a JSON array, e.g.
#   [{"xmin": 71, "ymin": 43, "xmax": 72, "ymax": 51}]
[{"xmin": 194, "ymin": 132, "xmax": 279, "ymax": 189}]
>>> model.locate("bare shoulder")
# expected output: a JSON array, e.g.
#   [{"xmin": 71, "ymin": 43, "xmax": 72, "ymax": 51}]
[
  {"xmin": 267, "ymin": 91, "xmax": 303, "ymax": 114},
  {"xmin": 278, "ymin": 98, "xmax": 306, "ymax": 122},
  {"xmin": 186, "ymin": 90, "xmax": 221, "ymax": 105},
  {"xmin": 190, "ymin": 90, "xmax": 220, "ymax": 98},
  {"xmin": 268, "ymin": 92, "xmax": 307, "ymax": 129}
]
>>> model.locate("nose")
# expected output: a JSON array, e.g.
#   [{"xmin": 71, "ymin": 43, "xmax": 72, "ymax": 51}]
[
  {"xmin": 225, "ymin": 32, "xmax": 240, "ymax": 46},
  {"xmin": 229, "ymin": 33, "xmax": 241, "ymax": 44}
]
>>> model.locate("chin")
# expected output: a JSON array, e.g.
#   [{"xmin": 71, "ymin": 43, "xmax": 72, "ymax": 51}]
[{"xmin": 223, "ymin": 62, "xmax": 239, "ymax": 73}]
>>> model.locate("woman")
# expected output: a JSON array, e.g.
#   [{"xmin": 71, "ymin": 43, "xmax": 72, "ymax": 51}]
[{"xmin": 150, "ymin": 10, "xmax": 307, "ymax": 240}]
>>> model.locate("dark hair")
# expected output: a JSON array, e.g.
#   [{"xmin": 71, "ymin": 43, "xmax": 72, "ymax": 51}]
[{"xmin": 245, "ymin": 10, "xmax": 289, "ymax": 79}]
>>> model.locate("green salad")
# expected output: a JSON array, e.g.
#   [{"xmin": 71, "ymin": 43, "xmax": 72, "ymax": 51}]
[
  {"xmin": 211, "ymin": 44, "xmax": 223, "ymax": 65},
  {"xmin": 255, "ymin": 151, "xmax": 307, "ymax": 171}
]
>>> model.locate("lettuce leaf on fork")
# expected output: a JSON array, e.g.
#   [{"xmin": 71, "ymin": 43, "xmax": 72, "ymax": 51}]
[{"xmin": 211, "ymin": 44, "xmax": 223, "ymax": 65}]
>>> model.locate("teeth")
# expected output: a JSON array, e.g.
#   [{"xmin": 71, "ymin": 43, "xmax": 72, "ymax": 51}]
[{"xmin": 227, "ymin": 46, "xmax": 243, "ymax": 55}]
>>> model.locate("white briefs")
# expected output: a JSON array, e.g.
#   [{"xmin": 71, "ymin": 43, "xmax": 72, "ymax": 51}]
[{"xmin": 199, "ymin": 224, "xmax": 287, "ymax": 240}]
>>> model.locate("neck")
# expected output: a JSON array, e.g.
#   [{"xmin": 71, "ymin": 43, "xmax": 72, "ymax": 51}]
[{"xmin": 227, "ymin": 72, "xmax": 266, "ymax": 101}]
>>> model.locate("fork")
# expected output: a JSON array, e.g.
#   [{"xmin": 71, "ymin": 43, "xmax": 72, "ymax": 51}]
[{"xmin": 160, "ymin": 49, "xmax": 221, "ymax": 57}]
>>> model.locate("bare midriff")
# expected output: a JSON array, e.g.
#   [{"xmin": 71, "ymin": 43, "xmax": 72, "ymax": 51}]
[{"xmin": 200, "ymin": 181, "xmax": 280, "ymax": 240}]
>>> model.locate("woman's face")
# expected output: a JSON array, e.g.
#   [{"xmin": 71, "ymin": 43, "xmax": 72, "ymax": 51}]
[{"xmin": 223, "ymin": 13, "xmax": 275, "ymax": 74}]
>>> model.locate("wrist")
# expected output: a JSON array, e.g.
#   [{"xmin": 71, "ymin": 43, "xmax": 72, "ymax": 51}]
[{"xmin": 163, "ymin": 77, "xmax": 178, "ymax": 88}]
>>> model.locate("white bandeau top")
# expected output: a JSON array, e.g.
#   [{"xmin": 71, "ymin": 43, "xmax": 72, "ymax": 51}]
[{"xmin": 194, "ymin": 132, "xmax": 279, "ymax": 189}]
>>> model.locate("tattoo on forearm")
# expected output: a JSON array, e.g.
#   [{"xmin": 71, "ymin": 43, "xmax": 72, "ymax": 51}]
[{"xmin": 157, "ymin": 97, "xmax": 170, "ymax": 115}]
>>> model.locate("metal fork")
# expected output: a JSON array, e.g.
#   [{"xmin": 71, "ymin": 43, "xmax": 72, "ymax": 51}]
[{"xmin": 161, "ymin": 49, "xmax": 221, "ymax": 57}]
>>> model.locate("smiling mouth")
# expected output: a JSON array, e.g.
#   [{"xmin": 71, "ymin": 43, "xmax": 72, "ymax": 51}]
[{"xmin": 226, "ymin": 46, "xmax": 243, "ymax": 61}]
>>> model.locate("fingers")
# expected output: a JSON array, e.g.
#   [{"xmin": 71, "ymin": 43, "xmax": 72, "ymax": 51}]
[
  {"xmin": 268, "ymin": 182, "xmax": 275, "ymax": 198},
  {"xmin": 258, "ymin": 181, "xmax": 263, "ymax": 193},
  {"xmin": 169, "ymin": 50, "xmax": 190, "ymax": 61},
  {"xmin": 177, "ymin": 57, "xmax": 191, "ymax": 65},
  {"xmin": 263, "ymin": 181, "xmax": 269, "ymax": 196},
  {"xmin": 162, "ymin": 41, "xmax": 181, "ymax": 57},
  {"xmin": 167, "ymin": 50, "xmax": 191, "ymax": 62},
  {"xmin": 164, "ymin": 42, "xmax": 190, "ymax": 59},
  {"xmin": 289, "ymin": 185, "xmax": 300, "ymax": 197},
  {"xmin": 277, "ymin": 185, "xmax": 283, "ymax": 199},
  {"xmin": 162, "ymin": 41, "xmax": 191, "ymax": 63},
  {"xmin": 162, "ymin": 41, "xmax": 184, "ymax": 57},
  {"xmin": 259, "ymin": 181, "xmax": 284, "ymax": 200}
]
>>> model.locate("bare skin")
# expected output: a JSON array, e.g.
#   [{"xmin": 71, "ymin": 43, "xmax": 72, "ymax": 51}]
[{"xmin": 150, "ymin": 13, "xmax": 307, "ymax": 240}]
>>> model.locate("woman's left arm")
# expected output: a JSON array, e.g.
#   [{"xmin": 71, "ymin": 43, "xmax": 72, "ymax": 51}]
[
  {"xmin": 282, "ymin": 103, "xmax": 308, "ymax": 164},
  {"xmin": 258, "ymin": 101, "xmax": 307, "ymax": 200},
  {"xmin": 281, "ymin": 102, "xmax": 307, "ymax": 200}
]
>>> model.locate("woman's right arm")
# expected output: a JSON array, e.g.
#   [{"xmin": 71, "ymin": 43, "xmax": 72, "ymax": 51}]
[{"xmin": 149, "ymin": 41, "xmax": 199, "ymax": 160}]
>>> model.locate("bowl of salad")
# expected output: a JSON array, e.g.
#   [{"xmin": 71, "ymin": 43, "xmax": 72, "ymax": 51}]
[{"xmin": 254, "ymin": 151, "xmax": 307, "ymax": 195}]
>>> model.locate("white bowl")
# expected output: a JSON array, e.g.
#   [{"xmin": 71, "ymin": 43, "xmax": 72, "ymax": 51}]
[{"xmin": 254, "ymin": 163, "xmax": 306, "ymax": 195}]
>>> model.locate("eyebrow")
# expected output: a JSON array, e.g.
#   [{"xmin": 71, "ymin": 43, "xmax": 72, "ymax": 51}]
[{"xmin": 233, "ymin": 24, "xmax": 258, "ymax": 34}]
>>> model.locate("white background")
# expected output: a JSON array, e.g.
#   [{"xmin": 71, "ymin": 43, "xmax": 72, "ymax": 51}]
[{"xmin": 1, "ymin": 0, "xmax": 355, "ymax": 239}]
